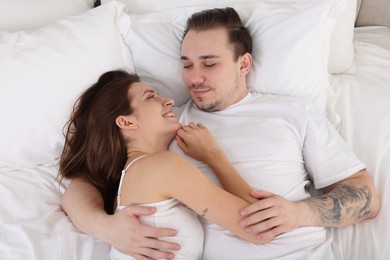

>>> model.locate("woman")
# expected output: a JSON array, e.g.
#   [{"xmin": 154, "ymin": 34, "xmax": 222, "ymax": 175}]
[{"xmin": 59, "ymin": 70, "xmax": 261, "ymax": 259}]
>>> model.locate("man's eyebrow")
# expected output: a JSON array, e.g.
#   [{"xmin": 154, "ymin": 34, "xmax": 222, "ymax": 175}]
[{"xmin": 180, "ymin": 55, "xmax": 220, "ymax": 61}]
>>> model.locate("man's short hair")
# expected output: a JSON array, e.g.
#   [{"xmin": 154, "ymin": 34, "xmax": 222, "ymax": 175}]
[{"xmin": 182, "ymin": 7, "xmax": 252, "ymax": 60}]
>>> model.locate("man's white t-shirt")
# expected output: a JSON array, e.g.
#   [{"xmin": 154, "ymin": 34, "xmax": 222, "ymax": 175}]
[{"xmin": 170, "ymin": 92, "xmax": 365, "ymax": 260}]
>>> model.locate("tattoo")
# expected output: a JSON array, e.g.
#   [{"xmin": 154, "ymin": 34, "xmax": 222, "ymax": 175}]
[
  {"xmin": 309, "ymin": 184, "xmax": 372, "ymax": 226},
  {"xmin": 201, "ymin": 208, "xmax": 208, "ymax": 217}
]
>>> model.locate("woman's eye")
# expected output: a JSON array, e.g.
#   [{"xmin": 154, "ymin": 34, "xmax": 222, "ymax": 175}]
[
  {"xmin": 183, "ymin": 64, "xmax": 192, "ymax": 69},
  {"xmin": 147, "ymin": 95, "xmax": 155, "ymax": 100},
  {"xmin": 204, "ymin": 63, "xmax": 215, "ymax": 68}
]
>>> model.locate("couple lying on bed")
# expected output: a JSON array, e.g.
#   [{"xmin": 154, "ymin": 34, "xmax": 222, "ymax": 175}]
[{"xmin": 59, "ymin": 7, "xmax": 379, "ymax": 260}]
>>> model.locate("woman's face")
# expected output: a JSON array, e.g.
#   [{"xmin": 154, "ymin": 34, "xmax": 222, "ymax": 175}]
[{"xmin": 128, "ymin": 82, "xmax": 181, "ymax": 137}]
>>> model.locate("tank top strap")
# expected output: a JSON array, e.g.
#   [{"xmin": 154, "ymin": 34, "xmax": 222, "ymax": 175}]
[{"xmin": 117, "ymin": 155, "xmax": 148, "ymax": 207}]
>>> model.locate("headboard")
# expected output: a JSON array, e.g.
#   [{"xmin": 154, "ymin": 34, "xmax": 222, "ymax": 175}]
[{"xmin": 356, "ymin": 0, "xmax": 390, "ymax": 27}]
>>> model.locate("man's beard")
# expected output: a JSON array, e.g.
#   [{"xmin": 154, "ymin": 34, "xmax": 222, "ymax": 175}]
[
  {"xmin": 191, "ymin": 74, "xmax": 240, "ymax": 112},
  {"xmin": 195, "ymin": 99, "xmax": 223, "ymax": 112}
]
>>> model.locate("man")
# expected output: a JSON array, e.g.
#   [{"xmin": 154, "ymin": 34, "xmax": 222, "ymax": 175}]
[{"xmin": 61, "ymin": 7, "xmax": 379, "ymax": 259}]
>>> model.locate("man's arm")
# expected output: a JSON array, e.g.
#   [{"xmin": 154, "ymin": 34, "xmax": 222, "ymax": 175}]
[
  {"xmin": 304, "ymin": 169, "xmax": 380, "ymax": 227},
  {"xmin": 239, "ymin": 170, "xmax": 380, "ymax": 241},
  {"xmin": 62, "ymin": 178, "xmax": 180, "ymax": 259}
]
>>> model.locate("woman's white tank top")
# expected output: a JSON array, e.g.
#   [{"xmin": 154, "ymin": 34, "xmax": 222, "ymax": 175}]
[{"xmin": 110, "ymin": 155, "xmax": 204, "ymax": 259}]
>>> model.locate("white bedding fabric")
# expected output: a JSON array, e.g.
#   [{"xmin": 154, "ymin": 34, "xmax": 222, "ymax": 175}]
[
  {"xmin": 330, "ymin": 26, "xmax": 390, "ymax": 260},
  {"xmin": 0, "ymin": 26, "xmax": 389, "ymax": 260},
  {"xmin": 0, "ymin": 166, "xmax": 110, "ymax": 259}
]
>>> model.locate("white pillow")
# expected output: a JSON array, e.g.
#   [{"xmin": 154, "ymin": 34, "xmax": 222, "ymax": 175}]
[
  {"xmin": 122, "ymin": 0, "xmax": 337, "ymax": 111},
  {"xmin": 0, "ymin": 0, "xmax": 95, "ymax": 32},
  {"xmin": 0, "ymin": 2, "xmax": 133, "ymax": 169},
  {"xmin": 328, "ymin": 0, "xmax": 357, "ymax": 73},
  {"xmin": 102, "ymin": 0, "xmax": 356, "ymax": 74}
]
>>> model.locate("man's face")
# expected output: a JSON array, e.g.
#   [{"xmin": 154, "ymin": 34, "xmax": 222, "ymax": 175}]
[{"xmin": 180, "ymin": 27, "xmax": 248, "ymax": 112}]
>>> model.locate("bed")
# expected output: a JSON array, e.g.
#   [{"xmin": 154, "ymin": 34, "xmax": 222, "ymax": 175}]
[{"xmin": 0, "ymin": 0, "xmax": 389, "ymax": 259}]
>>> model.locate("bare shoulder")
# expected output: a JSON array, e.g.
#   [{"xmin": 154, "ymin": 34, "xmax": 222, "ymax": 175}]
[
  {"xmin": 150, "ymin": 151, "xmax": 183, "ymax": 161},
  {"xmin": 141, "ymin": 151, "xmax": 192, "ymax": 172},
  {"xmin": 120, "ymin": 151, "xmax": 193, "ymax": 203}
]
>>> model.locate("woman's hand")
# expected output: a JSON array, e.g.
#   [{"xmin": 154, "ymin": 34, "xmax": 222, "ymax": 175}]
[{"xmin": 176, "ymin": 122, "xmax": 222, "ymax": 164}]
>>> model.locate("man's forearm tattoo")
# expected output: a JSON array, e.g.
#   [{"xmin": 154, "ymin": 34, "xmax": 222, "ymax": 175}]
[{"xmin": 308, "ymin": 184, "xmax": 372, "ymax": 226}]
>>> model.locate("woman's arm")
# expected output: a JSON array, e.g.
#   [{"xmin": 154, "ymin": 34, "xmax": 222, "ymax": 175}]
[
  {"xmin": 62, "ymin": 178, "xmax": 180, "ymax": 259},
  {"xmin": 176, "ymin": 122, "xmax": 257, "ymax": 204},
  {"xmin": 136, "ymin": 152, "xmax": 269, "ymax": 245}
]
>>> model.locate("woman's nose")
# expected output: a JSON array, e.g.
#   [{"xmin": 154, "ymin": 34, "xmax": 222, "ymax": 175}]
[{"xmin": 163, "ymin": 97, "xmax": 174, "ymax": 107}]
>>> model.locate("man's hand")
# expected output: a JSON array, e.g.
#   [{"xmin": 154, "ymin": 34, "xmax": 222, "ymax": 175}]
[
  {"xmin": 99, "ymin": 205, "xmax": 180, "ymax": 259},
  {"xmin": 239, "ymin": 190, "xmax": 307, "ymax": 243},
  {"xmin": 62, "ymin": 179, "xmax": 180, "ymax": 259}
]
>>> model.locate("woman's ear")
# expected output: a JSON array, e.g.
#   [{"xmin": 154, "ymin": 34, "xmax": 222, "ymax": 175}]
[
  {"xmin": 239, "ymin": 52, "xmax": 252, "ymax": 76},
  {"xmin": 116, "ymin": 115, "xmax": 138, "ymax": 130}
]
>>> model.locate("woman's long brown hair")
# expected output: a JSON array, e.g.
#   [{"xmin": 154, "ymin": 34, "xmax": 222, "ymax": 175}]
[{"xmin": 59, "ymin": 70, "xmax": 140, "ymax": 214}]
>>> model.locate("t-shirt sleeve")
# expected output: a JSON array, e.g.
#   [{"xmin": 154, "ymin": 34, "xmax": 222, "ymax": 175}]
[{"xmin": 302, "ymin": 105, "xmax": 366, "ymax": 189}]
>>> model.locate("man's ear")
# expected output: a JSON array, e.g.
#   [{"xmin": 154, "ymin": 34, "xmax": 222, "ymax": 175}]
[
  {"xmin": 240, "ymin": 52, "xmax": 252, "ymax": 76},
  {"xmin": 116, "ymin": 115, "xmax": 138, "ymax": 130}
]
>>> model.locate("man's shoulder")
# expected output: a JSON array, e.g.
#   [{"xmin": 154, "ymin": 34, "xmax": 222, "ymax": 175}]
[{"xmin": 250, "ymin": 91, "xmax": 312, "ymax": 111}]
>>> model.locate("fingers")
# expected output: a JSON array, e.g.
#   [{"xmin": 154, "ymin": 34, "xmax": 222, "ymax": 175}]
[
  {"xmin": 240, "ymin": 195, "xmax": 275, "ymax": 217},
  {"xmin": 141, "ymin": 235, "xmax": 180, "ymax": 250},
  {"xmin": 131, "ymin": 254, "xmax": 151, "ymax": 260},
  {"xmin": 131, "ymin": 245, "xmax": 176, "ymax": 260},
  {"xmin": 142, "ymin": 225, "xmax": 178, "ymax": 239},
  {"xmin": 133, "ymin": 227, "xmax": 180, "ymax": 259},
  {"xmin": 241, "ymin": 211, "xmax": 281, "ymax": 232},
  {"xmin": 193, "ymin": 122, "xmax": 206, "ymax": 129},
  {"xmin": 181, "ymin": 122, "xmax": 206, "ymax": 132},
  {"xmin": 133, "ymin": 248, "xmax": 175, "ymax": 260},
  {"xmin": 240, "ymin": 196, "xmax": 281, "ymax": 235},
  {"xmin": 250, "ymin": 190, "xmax": 275, "ymax": 200},
  {"xmin": 255, "ymin": 223, "xmax": 285, "ymax": 241},
  {"xmin": 108, "ymin": 205, "xmax": 180, "ymax": 259},
  {"xmin": 123, "ymin": 205, "xmax": 157, "ymax": 216},
  {"xmin": 240, "ymin": 207, "xmax": 279, "ymax": 237},
  {"xmin": 239, "ymin": 194, "xmax": 299, "ymax": 243},
  {"xmin": 122, "ymin": 205, "xmax": 179, "ymax": 244},
  {"xmin": 176, "ymin": 122, "xmax": 207, "ymax": 144},
  {"xmin": 133, "ymin": 239, "xmax": 179, "ymax": 259},
  {"xmin": 175, "ymin": 134, "xmax": 188, "ymax": 153},
  {"xmin": 240, "ymin": 205, "xmax": 285, "ymax": 243}
]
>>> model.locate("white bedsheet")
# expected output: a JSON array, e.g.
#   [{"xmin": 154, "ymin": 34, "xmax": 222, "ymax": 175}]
[
  {"xmin": 0, "ymin": 26, "xmax": 389, "ymax": 260},
  {"xmin": 330, "ymin": 26, "xmax": 390, "ymax": 260},
  {"xmin": 0, "ymin": 166, "xmax": 110, "ymax": 259}
]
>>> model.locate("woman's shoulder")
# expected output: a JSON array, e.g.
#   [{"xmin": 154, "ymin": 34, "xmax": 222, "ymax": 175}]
[
  {"xmin": 141, "ymin": 151, "xmax": 190, "ymax": 171},
  {"xmin": 120, "ymin": 152, "xmax": 189, "ymax": 204},
  {"xmin": 135, "ymin": 152, "xmax": 198, "ymax": 192},
  {"xmin": 147, "ymin": 151, "xmax": 183, "ymax": 161}
]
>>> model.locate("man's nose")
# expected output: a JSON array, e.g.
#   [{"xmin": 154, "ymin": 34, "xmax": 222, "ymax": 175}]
[{"xmin": 189, "ymin": 68, "xmax": 205, "ymax": 86}]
